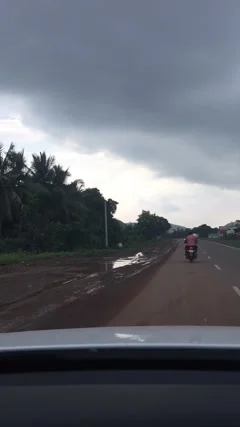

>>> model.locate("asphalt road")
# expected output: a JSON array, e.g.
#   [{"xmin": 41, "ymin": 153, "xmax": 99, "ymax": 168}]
[
  {"xmin": 5, "ymin": 239, "xmax": 240, "ymax": 331},
  {"xmin": 108, "ymin": 240, "xmax": 240, "ymax": 327}
]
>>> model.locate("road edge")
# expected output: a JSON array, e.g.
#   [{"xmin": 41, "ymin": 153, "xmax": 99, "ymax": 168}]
[{"xmin": 22, "ymin": 240, "xmax": 178, "ymax": 331}]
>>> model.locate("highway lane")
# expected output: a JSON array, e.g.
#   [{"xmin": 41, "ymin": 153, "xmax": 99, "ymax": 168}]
[
  {"xmin": 108, "ymin": 240, "xmax": 240, "ymax": 327},
  {"xmin": 6, "ymin": 238, "xmax": 240, "ymax": 331},
  {"xmin": 199, "ymin": 239, "xmax": 240, "ymax": 292}
]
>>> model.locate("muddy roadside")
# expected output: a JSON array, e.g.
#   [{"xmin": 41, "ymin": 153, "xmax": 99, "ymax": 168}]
[
  {"xmin": 0, "ymin": 239, "xmax": 178, "ymax": 332},
  {"xmin": 0, "ymin": 247, "xmax": 143, "ymax": 308}
]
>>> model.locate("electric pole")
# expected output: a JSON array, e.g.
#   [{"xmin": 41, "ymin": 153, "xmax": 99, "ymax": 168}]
[{"xmin": 104, "ymin": 199, "xmax": 108, "ymax": 248}]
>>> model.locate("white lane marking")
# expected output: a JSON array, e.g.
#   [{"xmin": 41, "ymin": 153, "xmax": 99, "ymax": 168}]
[
  {"xmin": 208, "ymin": 256, "xmax": 211, "ymax": 260},
  {"xmin": 203, "ymin": 251, "xmax": 206, "ymax": 254},
  {"xmin": 214, "ymin": 264, "xmax": 221, "ymax": 271},
  {"xmin": 233, "ymin": 286, "xmax": 240, "ymax": 297}
]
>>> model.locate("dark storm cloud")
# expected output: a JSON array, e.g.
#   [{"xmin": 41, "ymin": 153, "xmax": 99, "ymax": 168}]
[{"xmin": 0, "ymin": 0, "xmax": 240, "ymax": 187}]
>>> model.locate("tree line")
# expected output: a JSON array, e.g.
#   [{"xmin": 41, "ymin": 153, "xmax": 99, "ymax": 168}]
[
  {"xmin": 171, "ymin": 224, "xmax": 219, "ymax": 238},
  {"xmin": 190, "ymin": 224, "xmax": 219, "ymax": 238},
  {"xmin": 0, "ymin": 143, "xmax": 171, "ymax": 253}
]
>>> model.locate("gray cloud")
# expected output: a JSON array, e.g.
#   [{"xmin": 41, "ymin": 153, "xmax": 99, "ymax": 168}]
[
  {"xmin": 0, "ymin": 0, "xmax": 240, "ymax": 187},
  {"xmin": 161, "ymin": 202, "xmax": 182, "ymax": 215}
]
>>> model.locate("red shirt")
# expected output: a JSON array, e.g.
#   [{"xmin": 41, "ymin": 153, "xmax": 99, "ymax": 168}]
[{"xmin": 185, "ymin": 235, "xmax": 198, "ymax": 245}]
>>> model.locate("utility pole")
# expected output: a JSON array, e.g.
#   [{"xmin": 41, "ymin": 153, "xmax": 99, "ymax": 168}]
[{"xmin": 104, "ymin": 199, "xmax": 108, "ymax": 248}]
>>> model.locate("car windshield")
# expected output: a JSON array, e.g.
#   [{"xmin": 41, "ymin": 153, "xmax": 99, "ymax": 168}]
[{"xmin": 0, "ymin": 1, "xmax": 239, "ymax": 335}]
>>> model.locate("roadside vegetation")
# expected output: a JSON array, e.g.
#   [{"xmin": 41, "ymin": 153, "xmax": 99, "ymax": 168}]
[
  {"xmin": 0, "ymin": 143, "xmax": 171, "ymax": 263},
  {"xmin": 0, "ymin": 238, "xmax": 173, "ymax": 266},
  {"xmin": 171, "ymin": 224, "xmax": 219, "ymax": 239},
  {"xmin": 0, "ymin": 248, "xmax": 120, "ymax": 266}
]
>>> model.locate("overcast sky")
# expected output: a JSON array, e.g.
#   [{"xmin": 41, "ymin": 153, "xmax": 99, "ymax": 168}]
[{"xmin": 1, "ymin": 0, "xmax": 240, "ymax": 227}]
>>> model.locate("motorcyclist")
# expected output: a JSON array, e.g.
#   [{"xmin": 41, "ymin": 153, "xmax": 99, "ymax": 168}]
[{"xmin": 184, "ymin": 232, "xmax": 198, "ymax": 258}]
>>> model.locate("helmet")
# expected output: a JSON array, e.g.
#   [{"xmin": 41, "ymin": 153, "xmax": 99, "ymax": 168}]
[{"xmin": 193, "ymin": 233, "xmax": 197, "ymax": 237}]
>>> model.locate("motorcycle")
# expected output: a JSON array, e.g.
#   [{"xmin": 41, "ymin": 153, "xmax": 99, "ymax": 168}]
[{"xmin": 185, "ymin": 246, "xmax": 197, "ymax": 262}]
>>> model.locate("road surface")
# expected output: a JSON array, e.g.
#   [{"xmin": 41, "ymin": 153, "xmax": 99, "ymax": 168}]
[
  {"xmin": 0, "ymin": 241, "xmax": 175, "ymax": 332},
  {"xmin": 2, "ymin": 239, "xmax": 240, "ymax": 331},
  {"xmin": 108, "ymin": 240, "xmax": 240, "ymax": 326}
]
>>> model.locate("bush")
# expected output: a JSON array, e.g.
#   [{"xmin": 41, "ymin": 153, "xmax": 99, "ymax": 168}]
[{"xmin": 0, "ymin": 238, "xmax": 26, "ymax": 254}]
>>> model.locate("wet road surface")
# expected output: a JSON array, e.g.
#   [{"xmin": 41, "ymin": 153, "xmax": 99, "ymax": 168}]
[
  {"xmin": 0, "ymin": 241, "xmax": 175, "ymax": 332},
  {"xmin": 109, "ymin": 240, "xmax": 240, "ymax": 326},
  {"xmin": 2, "ymin": 239, "xmax": 240, "ymax": 331}
]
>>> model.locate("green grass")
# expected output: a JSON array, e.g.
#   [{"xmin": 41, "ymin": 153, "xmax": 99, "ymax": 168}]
[
  {"xmin": 0, "ymin": 238, "xmax": 174, "ymax": 266},
  {"xmin": 0, "ymin": 245, "xmax": 146, "ymax": 266},
  {"xmin": 0, "ymin": 248, "xmax": 120, "ymax": 265}
]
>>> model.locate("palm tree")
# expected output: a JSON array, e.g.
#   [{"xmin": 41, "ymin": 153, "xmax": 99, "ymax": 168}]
[
  {"xmin": 52, "ymin": 165, "xmax": 70, "ymax": 186},
  {"xmin": 63, "ymin": 179, "xmax": 86, "ymax": 221},
  {"xmin": 30, "ymin": 152, "xmax": 86, "ymax": 223},
  {"xmin": 30, "ymin": 152, "xmax": 56, "ymax": 186},
  {"xmin": 30, "ymin": 152, "xmax": 72, "ymax": 188},
  {"xmin": 67, "ymin": 179, "xmax": 85, "ymax": 193},
  {"xmin": 0, "ymin": 143, "xmax": 26, "ymax": 235}
]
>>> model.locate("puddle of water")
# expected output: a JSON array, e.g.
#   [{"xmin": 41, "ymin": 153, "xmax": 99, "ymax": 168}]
[
  {"xmin": 112, "ymin": 252, "xmax": 146, "ymax": 269},
  {"xmin": 71, "ymin": 252, "xmax": 148, "ymax": 274}
]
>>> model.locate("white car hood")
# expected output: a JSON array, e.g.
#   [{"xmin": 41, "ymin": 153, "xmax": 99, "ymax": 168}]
[{"xmin": 0, "ymin": 326, "xmax": 240, "ymax": 351}]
